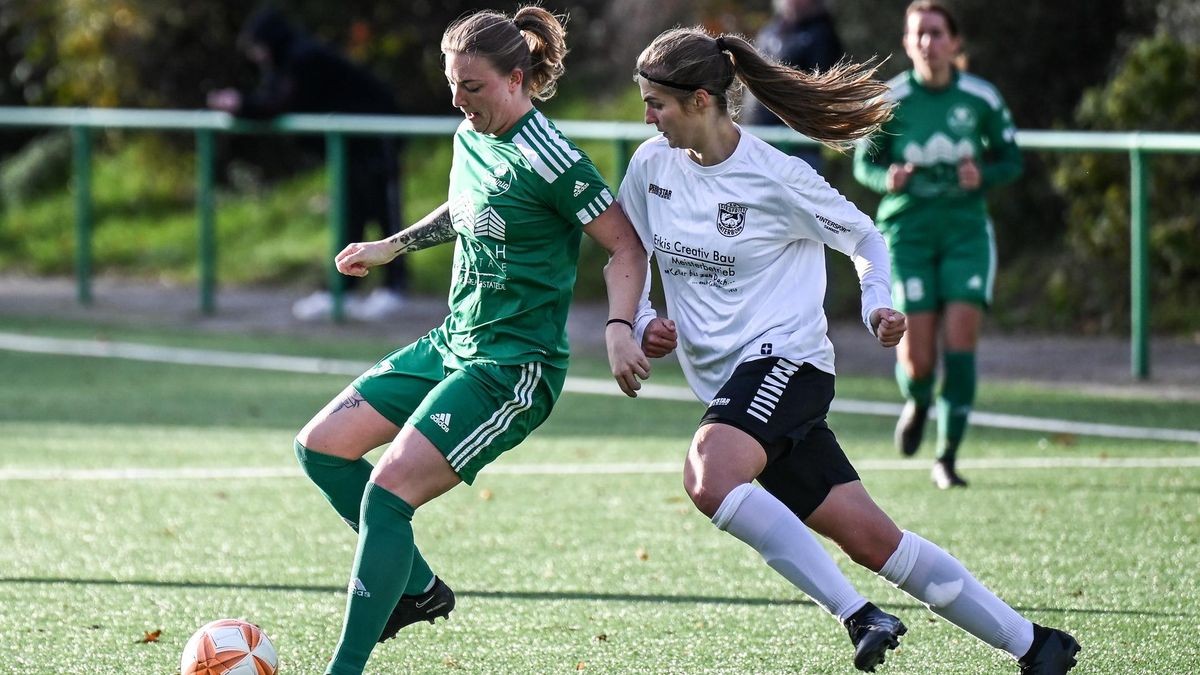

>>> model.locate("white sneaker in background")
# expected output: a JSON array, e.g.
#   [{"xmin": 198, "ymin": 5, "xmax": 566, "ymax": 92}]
[
  {"xmin": 291, "ymin": 290, "xmax": 333, "ymax": 321},
  {"xmin": 348, "ymin": 288, "xmax": 407, "ymax": 321}
]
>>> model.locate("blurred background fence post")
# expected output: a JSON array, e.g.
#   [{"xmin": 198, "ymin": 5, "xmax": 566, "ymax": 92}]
[
  {"xmin": 325, "ymin": 131, "xmax": 348, "ymax": 324},
  {"xmin": 1129, "ymin": 144, "xmax": 1150, "ymax": 380},
  {"xmin": 70, "ymin": 125, "xmax": 92, "ymax": 307},
  {"xmin": 196, "ymin": 129, "xmax": 217, "ymax": 315}
]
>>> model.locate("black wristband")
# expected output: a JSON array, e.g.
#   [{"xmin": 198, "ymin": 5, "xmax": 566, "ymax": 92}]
[{"xmin": 606, "ymin": 318, "xmax": 634, "ymax": 330}]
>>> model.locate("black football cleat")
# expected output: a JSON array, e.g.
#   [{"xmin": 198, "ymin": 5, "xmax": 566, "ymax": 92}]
[
  {"xmin": 378, "ymin": 576, "xmax": 456, "ymax": 643},
  {"xmin": 894, "ymin": 401, "xmax": 928, "ymax": 457},
  {"xmin": 931, "ymin": 458, "xmax": 969, "ymax": 489},
  {"xmin": 844, "ymin": 603, "xmax": 907, "ymax": 672},
  {"xmin": 1018, "ymin": 624, "xmax": 1080, "ymax": 674}
]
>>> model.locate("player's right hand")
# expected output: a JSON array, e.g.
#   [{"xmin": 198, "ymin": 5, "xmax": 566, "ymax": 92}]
[
  {"xmin": 642, "ymin": 318, "xmax": 678, "ymax": 358},
  {"xmin": 335, "ymin": 241, "xmax": 395, "ymax": 277}
]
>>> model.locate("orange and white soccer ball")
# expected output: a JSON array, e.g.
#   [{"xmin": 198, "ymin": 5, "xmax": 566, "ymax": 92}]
[{"xmin": 180, "ymin": 618, "xmax": 279, "ymax": 675}]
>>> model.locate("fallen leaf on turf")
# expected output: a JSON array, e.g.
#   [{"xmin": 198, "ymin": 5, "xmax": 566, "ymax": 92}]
[
  {"xmin": 479, "ymin": 489, "xmax": 494, "ymax": 501},
  {"xmin": 576, "ymin": 661, "xmax": 587, "ymax": 670},
  {"xmin": 594, "ymin": 633, "xmax": 607, "ymax": 642},
  {"xmin": 139, "ymin": 630, "xmax": 161, "ymax": 643},
  {"xmin": 635, "ymin": 547, "xmax": 648, "ymax": 561}
]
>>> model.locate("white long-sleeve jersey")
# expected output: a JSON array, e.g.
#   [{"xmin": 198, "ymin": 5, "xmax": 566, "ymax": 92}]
[{"xmin": 618, "ymin": 129, "xmax": 893, "ymax": 403}]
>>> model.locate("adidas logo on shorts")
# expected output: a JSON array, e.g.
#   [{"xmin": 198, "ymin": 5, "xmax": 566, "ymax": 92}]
[{"xmin": 430, "ymin": 412, "xmax": 452, "ymax": 432}]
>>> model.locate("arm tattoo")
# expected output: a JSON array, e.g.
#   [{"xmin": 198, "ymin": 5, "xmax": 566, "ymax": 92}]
[{"xmin": 386, "ymin": 204, "xmax": 456, "ymax": 255}]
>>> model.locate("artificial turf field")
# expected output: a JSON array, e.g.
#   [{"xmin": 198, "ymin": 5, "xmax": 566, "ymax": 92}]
[{"xmin": 0, "ymin": 319, "xmax": 1197, "ymax": 674}]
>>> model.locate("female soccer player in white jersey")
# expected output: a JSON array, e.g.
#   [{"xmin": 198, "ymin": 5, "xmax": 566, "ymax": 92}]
[
  {"xmin": 293, "ymin": 8, "xmax": 649, "ymax": 674},
  {"xmin": 618, "ymin": 27, "xmax": 1079, "ymax": 675}
]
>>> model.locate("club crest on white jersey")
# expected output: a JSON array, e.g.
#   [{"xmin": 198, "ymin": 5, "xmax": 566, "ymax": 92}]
[{"xmin": 716, "ymin": 202, "xmax": 747, "ymax": 237}]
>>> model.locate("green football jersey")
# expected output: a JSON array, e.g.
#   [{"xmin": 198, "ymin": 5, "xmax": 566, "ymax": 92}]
[
  {"xmin": 429, "ymin": 108, "xmax": 614, "ymax": 369},
  {"xmin": 854, "ymin": 69, "xmax": 1022, "ymax": 224}
]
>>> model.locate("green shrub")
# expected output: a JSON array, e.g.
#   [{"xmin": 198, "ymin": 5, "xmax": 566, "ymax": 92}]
[{"xmin": 1050, "ymin": 34, "xmax": 1200, "ymax": 333}]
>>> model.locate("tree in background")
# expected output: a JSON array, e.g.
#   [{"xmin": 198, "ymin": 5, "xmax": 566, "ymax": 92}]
[{"xmin": 1049, "ymin": 33, "xmax": 1200, "ymax": 332}]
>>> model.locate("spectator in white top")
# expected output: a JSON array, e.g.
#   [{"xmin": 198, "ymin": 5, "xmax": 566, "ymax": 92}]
[{"xmin": 617, "ymin": 26, "xmax": 1080, "ymax": 675}]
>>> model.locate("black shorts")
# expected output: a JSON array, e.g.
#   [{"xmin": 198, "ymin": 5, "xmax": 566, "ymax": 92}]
[{"xmin": 700, "ymin": 357, "xmax": 860, "ymax": 519}]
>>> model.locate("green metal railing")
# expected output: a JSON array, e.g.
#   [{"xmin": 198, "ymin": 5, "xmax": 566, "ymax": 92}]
[{"xmin": 3, "ymin": 107, "xmax": 1199, "ymax": 378}]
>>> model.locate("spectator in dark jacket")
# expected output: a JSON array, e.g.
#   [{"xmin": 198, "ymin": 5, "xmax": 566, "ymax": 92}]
[
  {"xmin": 743, "ymin": 0, "xmax": 845, "ymax": 171},
  {"xmin": 208, "ymin": 8, "xmax": 408, "ymax": 321}
]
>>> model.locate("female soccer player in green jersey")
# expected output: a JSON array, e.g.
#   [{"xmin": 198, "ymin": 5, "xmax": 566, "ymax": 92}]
[
  {"xmin": 292, "ymin": 7, "xmax": 649, "ymax": 673},
  {"xmin": 854, "ymin": 0, "xmax": 1023, "ymax": 489}
]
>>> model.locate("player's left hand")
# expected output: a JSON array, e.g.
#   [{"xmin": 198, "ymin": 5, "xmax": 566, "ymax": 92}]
[
  {"xmin": 606, "ymin": 323, "xmax": 651, "ymax": 398},
  {"xmin": 958, "ymin": 158, "xmax": 981, "ymax": 190},
  {"xmin": 871, "ymin": 308, "xmax": 907, "ymax": 348}
]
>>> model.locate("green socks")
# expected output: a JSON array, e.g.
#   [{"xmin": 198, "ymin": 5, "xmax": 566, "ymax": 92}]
[
  {"xmin": 294, "ymin": 441, "xmax": 434, "ymax": 595},
  {"xmin": 936, "ymin": 351, "xmax": 976, "ymax": 461},
  {"xmin": 326, "ymin": 483, "xmax": 417, "ymax": 674},
  {"xmin": 294, "ymin": 440, "xmax": 373, "ymax": 529},
  {"xmin": 895, "ymin": 361, "xmax": 934, "ymax": 409}
]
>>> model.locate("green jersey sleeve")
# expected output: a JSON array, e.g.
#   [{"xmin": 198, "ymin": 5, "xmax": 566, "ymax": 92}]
[
  {"xmin": 854, "ymin": 134, "xmax": 893, "ymax": 195},
  {"xmin": 978, "ymin": 91, "xmax": 1022, "ymax": 189}
]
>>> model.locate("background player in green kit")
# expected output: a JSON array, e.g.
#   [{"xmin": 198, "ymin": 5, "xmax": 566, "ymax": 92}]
[
  {"xmin": 292, "ymin": 7, "xmax": 649, "ymax": 674},
  {"xmin": 853, "ymin": 0, "xmax": 1022, "ymax": 489}
]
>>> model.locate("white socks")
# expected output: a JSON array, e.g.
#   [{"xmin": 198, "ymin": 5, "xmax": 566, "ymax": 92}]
[
  {"xmin": 712, "ymin": 484, "xmax": 867, "ymax": 622},
  {"xmin": 880, "ymin": 530, "xmax": 1034, "ymax": 659}
]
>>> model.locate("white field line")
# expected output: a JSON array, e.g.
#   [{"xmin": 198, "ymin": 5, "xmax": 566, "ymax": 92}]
[
  {"xmin": 3, "ymin": 332, "xmax": 1199, "ymax": 445},
  {"xmin": 2, "ymin": 456, "xmax": 1200, "ymax": 482}
]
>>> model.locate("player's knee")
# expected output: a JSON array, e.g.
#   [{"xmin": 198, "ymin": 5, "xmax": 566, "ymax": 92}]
[
  {"xmin": 903, "ymin": 353, "xmax": 935, "ymax": 379},
  {"xmin": 683, "ymin": 468, "xmax": 741, "ymax": 518},
  {"xmin": 685, "ymin": 481, "xmax": 727, "ymax": 518},
  {"xmin": 683, "ymin": 439, "xmax": 721, "ymax": 516},
  {"xmin": 843, "ymin": 539, "xmax": 894, "ymax": 573},
  {"xmin": 295, "ymin": 419, "xmax": 328, "ymax": 454}
]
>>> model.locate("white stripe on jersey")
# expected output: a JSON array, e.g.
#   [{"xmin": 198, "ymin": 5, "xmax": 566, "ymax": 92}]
[
  {"xmin": 511, "ymin": 111, "xmax": 583, "ymax": 183},
  {"xmin": 447, "ymin": 362, "xmax": 541, "ymax": 471},
  {"xmin": 575, "ymin": 189, "xmax": 614, "ymax": 225},
  {"xmin": 514, "ymin": 133, "xmax": 558, "ymax": 183},
  {"xmin": 957, "ymin": 73, "xmax": 1003, "ymax": 110},
  {"xmin": 523, "ymin": 126, "xmax": 567, "ymax": 174},
  {"xmin": 533, "ymin": 113, "xmax": 581, "ymax": 167}
]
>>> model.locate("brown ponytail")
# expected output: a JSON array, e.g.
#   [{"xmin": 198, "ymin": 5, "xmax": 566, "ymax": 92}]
[{"xmin": 636, "ymin": 28, "xmax": 893, "ymax": 150}]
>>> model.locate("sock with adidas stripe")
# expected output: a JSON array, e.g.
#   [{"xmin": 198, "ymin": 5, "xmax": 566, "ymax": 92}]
[{"xmin": 326, "ymin": 483, "xmax": 417, "ymax": 674}]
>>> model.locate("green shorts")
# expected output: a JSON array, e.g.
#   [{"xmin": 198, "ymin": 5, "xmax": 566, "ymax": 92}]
[
  {"xmin": 880, "ymin": 215, "xmax": 996, "ymax": 314},
  {"xmin": 352, "ymin": 335, "xmax": 565, "ymax": 484}
]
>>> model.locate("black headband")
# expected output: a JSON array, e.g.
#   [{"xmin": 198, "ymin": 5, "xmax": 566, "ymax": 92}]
[
  {"xmin": 639, "ymin": 38, "xmax": 731, "ymax": 92},
  {"xmin": 638, "ymin": 70, "xmax": 705, "ymax": 92}
]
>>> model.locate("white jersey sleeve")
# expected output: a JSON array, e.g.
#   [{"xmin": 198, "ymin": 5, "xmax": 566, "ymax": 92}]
[{"xmin": 781, "ymin": 163, "xmax": 893, "ymax": 333}]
